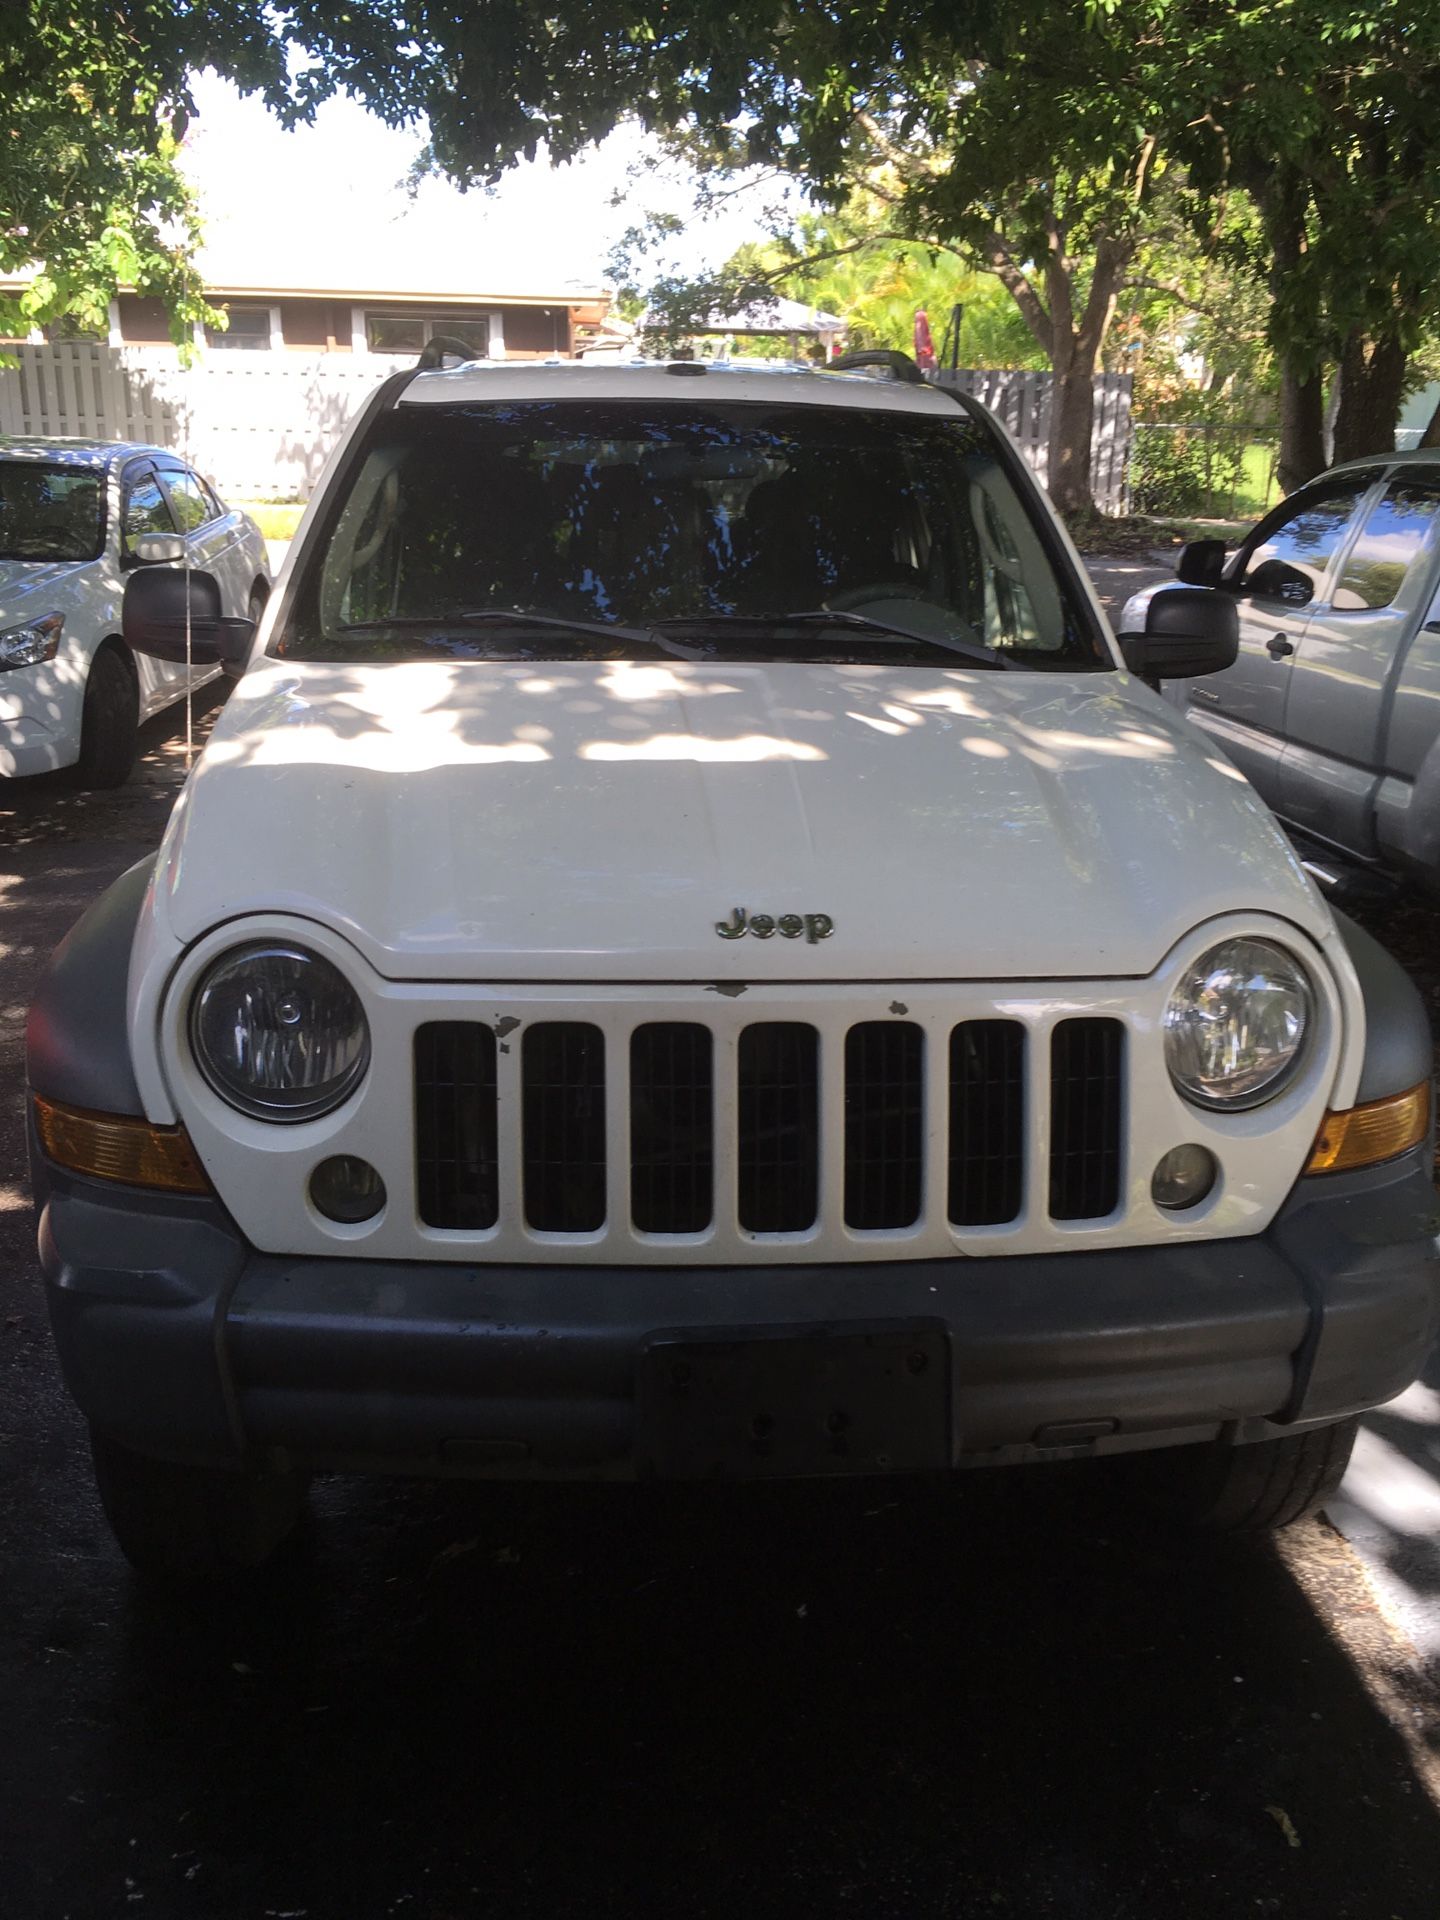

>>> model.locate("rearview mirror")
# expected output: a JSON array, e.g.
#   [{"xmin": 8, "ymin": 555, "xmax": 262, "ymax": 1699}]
[
  {"xmin": 1120, "ymin": 587, "xmax": 1239, "ymax": 685},
  {"xmin": 1175, "ymin": 538, "xmax": 1227, "ymax": 588},
  {"xmin": 122, "ymin": 565, "xmax": 255, "ymax": 670}
]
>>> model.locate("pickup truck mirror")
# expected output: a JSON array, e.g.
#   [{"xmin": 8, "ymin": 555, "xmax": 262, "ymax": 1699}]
[
  {"xmin": 1175, "ymin": 537, "xmax": 1227, "ymax": 588},
  {"xmin": 1120, "ymin": 587, "xmax": 1240, "ymax": 684},
  {"xmin": 1244, "ymin": 556, "xmax": 1314, "ymax": 606},
  {"xmin": 122, "ymin": 565, "xmax": 255, "ymax": 670}
]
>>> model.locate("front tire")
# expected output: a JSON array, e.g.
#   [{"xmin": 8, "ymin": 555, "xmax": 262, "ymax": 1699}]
[
  {"xmin": 1144, "ymin": 1417, "xmax": 1359, "ymax": 1532},
  {"xmin": 90, "ymin": 1431, "xmax": 307, "ymax": 1584},
  {"xmin": 73, "ymin": 645, "xmax": 139, "ymax": 789}
]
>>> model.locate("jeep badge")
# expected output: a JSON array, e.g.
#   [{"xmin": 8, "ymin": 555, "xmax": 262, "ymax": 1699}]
[{"xmin": 715, "ymin": 908, "xmax": 834, "ymax": 943}]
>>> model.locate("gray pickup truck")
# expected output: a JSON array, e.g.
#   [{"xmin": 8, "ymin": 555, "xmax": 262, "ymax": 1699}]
[{"xmin": 1120, "ymin": 450, "xmax": 1440, "ymax": 888}]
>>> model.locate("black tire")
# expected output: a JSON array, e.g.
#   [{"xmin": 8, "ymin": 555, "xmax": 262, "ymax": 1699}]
[
  {"xmin": 73, "ymin": 644, "xmax": 139, "ymax": 789},
  {"xmin": 225, "ymin": 583, "xmax": 268, "ymax": 681},
  {"xmin": 1146, "ymin": 1417, "xmax": 1359, "ymax": 1533},
  {"xmin": 90, "ymin": 1430, "xmax": 307, "ymax": 1585}
]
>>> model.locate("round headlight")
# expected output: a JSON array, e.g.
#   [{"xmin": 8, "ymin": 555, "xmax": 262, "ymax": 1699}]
[
  {"xmin": 1164, "ymin": 938, "xmax": 1313, "ymax": 1110},
  {"xmin": 190, "ymin": 943, "xmax": 370, "ymax": 1121}
]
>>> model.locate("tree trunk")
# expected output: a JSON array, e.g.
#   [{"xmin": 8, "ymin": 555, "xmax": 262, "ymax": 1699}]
[
  {"xmin": 1332, "ymin": 327, "xmax": 1408, "ymax": 466},
  {"xmin": 1259, "ymin": 166, "xmax": 1328, "ymax": 497},
  {"xmin": 1418, "ymin": 387, "xmax": 1440, "ymax": 449},
  {"xmin": 1277, "ymin": 361, "xmax": 1326, "ymax": 495},
  {"xmin": 1048, "ymin": 353, "xmax": 1096, "ymax": 517}
]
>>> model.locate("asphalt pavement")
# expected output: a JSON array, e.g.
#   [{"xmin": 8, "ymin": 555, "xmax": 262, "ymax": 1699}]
[{"xmin": 2, "ymin": 649, "xmax": 1440, "ymax": 1920}]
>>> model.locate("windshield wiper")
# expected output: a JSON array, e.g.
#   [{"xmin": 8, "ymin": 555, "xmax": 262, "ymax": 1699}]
[
  {"xmin": 654, "ymin": 610, "xmax": 1009, "ymax": 669},
  {"xmin": 336, "ymin": 608, "xmax": 700, "ymax": 661}
]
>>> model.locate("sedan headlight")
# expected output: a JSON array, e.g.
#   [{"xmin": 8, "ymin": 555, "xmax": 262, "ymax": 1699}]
[
  {"xmin": 190, "ymin": 943, "xmax": 370, "ymax": 1121},
  {"xmin": 0, "ymin": 611, "xmax": 63, "ymax": 670},
  {"xmin": 1164, "ymin": 938, "xmax": 1313, "ymax": 1109}
]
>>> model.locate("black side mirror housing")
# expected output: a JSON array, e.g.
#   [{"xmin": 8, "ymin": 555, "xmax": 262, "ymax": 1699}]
[
  {"xmin": 1120, "ymin": 587, "xmax": 1240, "ymax": 684},
  {"xmin": 1175, "ymin": 537, "xmax": 1227, "ymax": 587},
  {"xmin": 122, "ymin": 566, "xmax": 255, "ymax": 671}
]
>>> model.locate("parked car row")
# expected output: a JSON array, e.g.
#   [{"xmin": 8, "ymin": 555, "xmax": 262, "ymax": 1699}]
[{"xmin": 0, "ymin": 439, "xmax": 269, "ymax": 787}]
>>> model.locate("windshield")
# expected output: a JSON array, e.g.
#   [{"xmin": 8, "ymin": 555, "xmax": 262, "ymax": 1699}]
[
  {"xmin": 279, "ymin": 399, "xmax": 1107, "ymax": 670},
  {"xmin": 0, "ymin": 460, "xmax": 105, "ymax": 563}
]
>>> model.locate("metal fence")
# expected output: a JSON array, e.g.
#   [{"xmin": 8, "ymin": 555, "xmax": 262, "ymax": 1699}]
[{"xmin": 929, "ymin": 368, "xmax": 1133, "ymax": 514}]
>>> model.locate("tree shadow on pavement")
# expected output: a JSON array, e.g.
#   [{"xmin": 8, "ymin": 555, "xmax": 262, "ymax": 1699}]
[{"xmin": 8, "ymin": 1465, "xmax": 1440, "ymax": 1920}]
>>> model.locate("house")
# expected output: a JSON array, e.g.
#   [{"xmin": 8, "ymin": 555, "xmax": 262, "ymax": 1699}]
[{"xmin": 1, "ymin": 230, "xmax": 615, "ymax": 360}]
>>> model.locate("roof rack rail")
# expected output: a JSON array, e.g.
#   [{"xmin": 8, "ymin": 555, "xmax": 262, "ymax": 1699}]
[
  {"xmin": 824, "ymin": 349, "xmax": 927, "ymax": 386},
  {"xmin": 416, "ymin": 335, "xmax": 480, "ymax": 370}
]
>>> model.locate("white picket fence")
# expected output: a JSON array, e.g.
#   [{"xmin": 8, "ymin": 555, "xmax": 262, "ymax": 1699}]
[
  {"xmin": 931, "ymin": 369, "xmax": 1133, "ymax": 514},
  {"xmin": 0, "ymin": 343, "xmax": 396, "ymax": 499},
  {"xmin": 0, "ymin": 343, "xmax": 1135, "ymax": 511}
]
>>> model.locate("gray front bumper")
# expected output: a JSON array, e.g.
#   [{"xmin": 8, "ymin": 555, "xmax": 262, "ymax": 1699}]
[{"xmin": 36, "ymin": 1145, "xmax": 1440, "ymax": 1479}]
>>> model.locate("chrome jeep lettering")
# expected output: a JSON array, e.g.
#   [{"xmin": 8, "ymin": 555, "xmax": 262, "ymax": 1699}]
[{"xmin": 715, "ymin": 909, "xmax": 834, "ymax": 943}]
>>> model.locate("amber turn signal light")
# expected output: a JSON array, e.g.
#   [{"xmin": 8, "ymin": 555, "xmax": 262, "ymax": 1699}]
[
  {"xmin": 33, "ymin": 1094, "xmax": 211, "ymax": 1194},
  {"xmin": 1305, "ymin": 1081, "xmax": 1430, "ymax": 1175}
]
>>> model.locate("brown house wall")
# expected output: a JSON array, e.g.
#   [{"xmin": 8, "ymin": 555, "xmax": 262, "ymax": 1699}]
[
  {"xmin": 115, "ymin": 295, "xmax": 175, "ymax": 344},
  {"xmin": 280, "ymin": 299, "xmax": 341, "ymax": 349},
  {"xmin": 502, "ymin": 305, "xmax": 569, "ymax": 356}
]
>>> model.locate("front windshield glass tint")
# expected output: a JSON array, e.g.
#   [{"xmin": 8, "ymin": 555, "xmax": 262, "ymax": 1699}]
[
  {"xmin": 280, "ymin": 400, "xmax": 1106, "ymax": 670},
  {"xmin": 0, "ymin": 461, "xmax": 105, "ymax": 562}
]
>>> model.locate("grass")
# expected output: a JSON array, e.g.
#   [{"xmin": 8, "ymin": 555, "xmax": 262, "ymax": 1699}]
[{"xmin": 233, "ymin": 501, "xmax": 304, "ymax": 540}]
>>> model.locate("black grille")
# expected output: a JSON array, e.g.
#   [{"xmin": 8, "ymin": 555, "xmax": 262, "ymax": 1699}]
[
  {"xmin": 737, "ymin": 1023, "xmax": 819, "ymax": 1232},
  {"xmin": 948, "ymin": 1020, "xmax": 1025, "ymax": 1225},
  {"xmin": 1049, "ymin": 1018, "xmax": 1124, "ymax": 1221},
  {"xmin": 522, "ymin": 1023, "xmax": 607, "ymax": 1232},
  {"xmin": 844, "ymin": 1022, "xmax": 923, "ymax": 1229},
  {"xmin": 631, "ymin": 1023, "xmax": 714, "ymax": 1233},
  {"xmin": 415, "ymin": 1022, "xmax": 499, "ymax": 1229}
]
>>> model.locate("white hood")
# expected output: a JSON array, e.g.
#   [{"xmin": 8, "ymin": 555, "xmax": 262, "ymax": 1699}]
[
  {"xmin": 0, "ymin": 555, "xmax": 89, "ymax": 613},
  {"xmin": 148, "ymin": 656, "xmax": 1328, "ymax": 982}
]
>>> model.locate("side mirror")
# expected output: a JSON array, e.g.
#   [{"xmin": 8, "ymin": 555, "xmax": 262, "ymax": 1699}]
[
  {"xmin": 122, "ymin": 566, "xmax": 255, "ymax": 670},
  {"xmin": 130, "ymin": 531, "xmax": 186, "ymax": 566},
  {"xmin": 1120, "ymin": 587, "xmax": 1240, "ymax": 684},
  {"xmin": 1175, "ymin": 538, "xmax": 1227, "ymax": 588},
  {"xmin": 1245, "ymin": 557, "xmax": 1313, "ymax": 606}
]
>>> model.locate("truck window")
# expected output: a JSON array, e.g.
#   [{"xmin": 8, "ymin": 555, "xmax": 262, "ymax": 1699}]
[
  {"xmin": 1241, "ymin": 477, "xmax": 1376, "ymax": 603},
  {"xmin": 1332, "ymin": 477, "xmax": 1440, "ymax": 610}
]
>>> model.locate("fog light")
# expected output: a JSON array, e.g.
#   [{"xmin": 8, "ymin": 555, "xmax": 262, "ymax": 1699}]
[
  {"xmin": 309, "ymin": 1154, "xmax": 385, "ymax": 1223},
  {"xmin": 1152, "ymin": 1143, "xmax": 1217, "ymax": 1211}
]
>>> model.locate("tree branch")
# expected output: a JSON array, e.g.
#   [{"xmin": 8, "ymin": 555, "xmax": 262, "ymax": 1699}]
[{"xmin": 983, "ymin": 230, "xmax": 1053, "ymax": 355}]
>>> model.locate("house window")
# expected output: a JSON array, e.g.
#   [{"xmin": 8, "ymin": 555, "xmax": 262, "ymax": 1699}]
[
  {"xmin": 365, "ymin": 312, "xmax": 490, "ymax": 357},
  {"xmin": 206, "ymin": 304, "xmax": 272, "ymax": 350}
]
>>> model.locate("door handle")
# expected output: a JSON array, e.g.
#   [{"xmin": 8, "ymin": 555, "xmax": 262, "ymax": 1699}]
[{"xmin": 1266, "ymin": 634, "xmax": 1296, "ymax": 659}]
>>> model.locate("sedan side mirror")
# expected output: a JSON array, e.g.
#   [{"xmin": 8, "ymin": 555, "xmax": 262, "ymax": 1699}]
[
  {"xmin": 1120, "ymin": 587, "xmax": 1240, "ymax": 685},
  {"xmin": 130, "ymin": 531, "xmax": 186, "ymax": 566},
  {"xmin": 122, "ymin": 565, "xmax": 255, "ymax": 670}
]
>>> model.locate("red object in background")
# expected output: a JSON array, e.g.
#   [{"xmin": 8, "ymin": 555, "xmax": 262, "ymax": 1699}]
[{"xmin": 913, "ymin": 308, "xmax": 937, "ymax": 371}]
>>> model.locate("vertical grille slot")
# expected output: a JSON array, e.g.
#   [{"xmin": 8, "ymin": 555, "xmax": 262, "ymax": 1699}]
[
  {"xmin": 631, "ymin": 1023, "xmax": 714, "ymax": 1233},
  {"xmin": 1049, "ymin": 1018, "xmax": 1124, "ymax": 1221},
  {"xmin": 948, "ymin": 1020, "xmax": 1025, "ymax": 1226},
  {"xmin": 522, "ymin": 1023, "xmax": 606, "ymax": 1232},
  {"xmin": 844, "ymin": 1022, "xmax": 923, "ymax": 1229},
  {"xmin": 737, "ymin": 1023, "xmax": 819, "ymax": 1233},
  {"xmin": 415, "ymin": 1023, "xmax": 500, "ymax": 1230}
]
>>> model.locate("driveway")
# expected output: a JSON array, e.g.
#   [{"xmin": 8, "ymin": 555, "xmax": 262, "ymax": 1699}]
[{"xmin": 2, "ymin": 651, "xmax": 1439, "ymax": 1919}]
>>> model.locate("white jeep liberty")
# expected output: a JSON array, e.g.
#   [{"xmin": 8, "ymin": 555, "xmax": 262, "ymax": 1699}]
[{"xmin": 27, "ymin": 353, "xmax": 1439, "ymax": 1580}]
